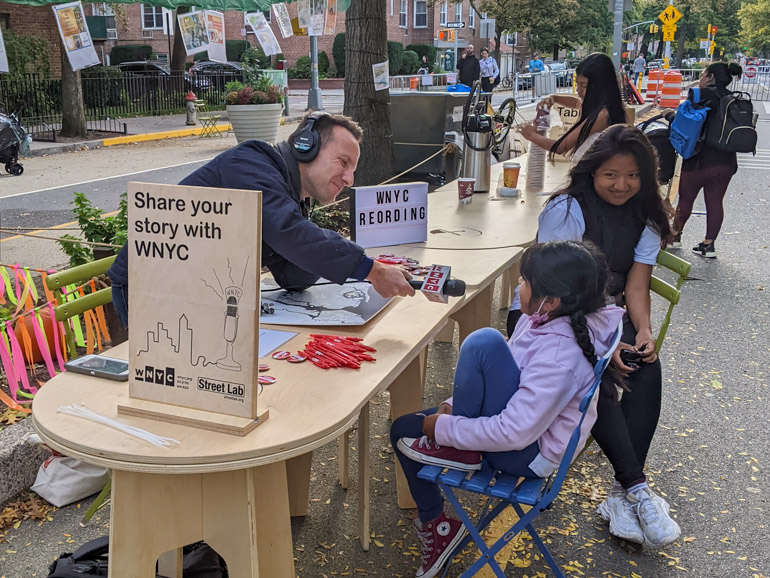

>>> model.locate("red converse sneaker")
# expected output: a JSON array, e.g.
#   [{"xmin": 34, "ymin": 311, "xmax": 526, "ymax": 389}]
[
  {"xmin": 415, "ymin": 513, "xmax": 467, "ymax": 578},
  {"xmin": 397, "ymin": 435, "xmax": 482, "ymax": 471}
]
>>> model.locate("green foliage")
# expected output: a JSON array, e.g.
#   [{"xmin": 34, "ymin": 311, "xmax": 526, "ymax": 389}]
[
  {"xmin": 193, "ymin": 52, "xmax": 208, "ymax": 61},
  {"xmin": 739, "ymin": 0, "xmax": 770, "ymax": 56},
  {"xmin": 226, "ymin": 39, "xmax": 249, "ymax": 62},
  {"xmin": 2, "ymin": 30, "xmax": 50, "ymax": 80},
  {"xmin": 288, "ymin": 56, "xmax": 312, "ymax": 79},
  {"xmin": 57, "ymin": 193, "xmax": 128, "ymax": 267},
  {"xmin": 242, "ymin": 46, "xmax": 271, "ymax": 69},
  {"xmin": 401, "ymin": 50, "xmax": 420, "ymax": 74},
  {"xmin": 318, "ymin": 51, "xmax": 330, "ymax": 76},
  {"xmin": 406, "ymin": 44, "xmax": 436, "ymax": 64},
  {"xmin": 387, "ymin": 41, "xmax": 404, "ymax": 75},
  {"xmin": 110, "ymin": 44, "xmax": 152, "ymax": 65},
  {"xmin": 333, "ymin": 33, "xmax": 346, "ymax": 77},
  {"xmin": 225, "ymin": 75, "xmax": 283, "ymax": 105}
]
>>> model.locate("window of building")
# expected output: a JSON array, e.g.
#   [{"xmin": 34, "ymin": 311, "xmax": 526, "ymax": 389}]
[
  {"xmin": 469, "ymin": 7, "xmax": 475, "ymax": 28},
  {"xmin": 481, "ymin": 12, "xmax": 487, "ymax": 18},
  {"xmin": 439, "ymin": 1, "xmax": 447, "ymax": 26},
  {"xmin": 399, "ymin": 0, "xmax": 407, "ymax": 28},
  {"xmin": 414, "ymin": 0, "xmax": 427, "ymax": 27},
  {"xmin": 93, "ymin": 3, "xmax": 117, "ymax": 38},
  {"xmin": 0, "ymin": 13, "xmax": 9, "ymax": 30},
  {"xmin": 455, "ymin": 3, "xmax": 462, "ymax": 23},
  {"xmin": 390, "ymin": 0, "xmax": 394, "ymax": 16},
  {"xmin": 142, "ymin": 5, "xmax": 163, "ymax": 29}
]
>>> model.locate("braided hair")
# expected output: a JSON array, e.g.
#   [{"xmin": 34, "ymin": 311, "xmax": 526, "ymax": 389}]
[{"xmin": 520, "ymin": 240, "xmax": 621, "ymax": 394}]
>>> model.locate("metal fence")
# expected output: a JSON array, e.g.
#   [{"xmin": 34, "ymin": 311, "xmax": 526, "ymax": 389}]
[{"xmin": 0, "ymin": 72, "xmax": 234, "ymax": 142}]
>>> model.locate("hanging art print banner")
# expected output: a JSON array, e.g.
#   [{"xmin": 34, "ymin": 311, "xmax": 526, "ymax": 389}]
[
  {"xmin": 0, "ymin": 27, "xmax": 8, "ymax": 74},
  {"xmin": 297, "ymin": 0, "xmax": 311, "ymax": 30},
  {"xmin": 178, "ymin": 11, "xmax": 210, "ymax": 56},
  {"xmin": 309, "ymin": 0, "xmax": 326, "ymax": 36},
  {"xmin": 52, "ymin": 2, "xmax": 99, "ymax": 72},
  {"xmin": 205, "ymin": 11, "xmax": 227, "ymax": 62},
  {"xmin": 246, "ymin": 12, "xmax": 281, "ymax": 56},
  {"xmin": 324, "ymin": 0, "xmax": 337, "ymax": 36},
  {"xmin": 272, "ymin": 3, "xmax": 294, "ymax": 38}
]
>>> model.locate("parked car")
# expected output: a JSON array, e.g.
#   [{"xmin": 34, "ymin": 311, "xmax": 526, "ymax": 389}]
[
  {"xmin": 548, "ymin": 61, "xmax": 574, "ymax": 87},
  {"xmin": 645, "ymin": 60, "xmax": 663, "ymax": 75},
  {"xmin": 113, "ymin": 60, "xmax": 207, "ymax": 90},
  {"xmin": 188, "ymin": 61, "xmax": 244, "ymax": 90},
  {"xmin": 517, "ymin": 64, "xmax": 551, "ymax": 90}
]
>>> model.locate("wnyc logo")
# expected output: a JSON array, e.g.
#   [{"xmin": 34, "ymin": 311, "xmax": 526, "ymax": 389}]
[{"xmin": 134, "ymin": 365, "xmax": 175, "ymax": 387}]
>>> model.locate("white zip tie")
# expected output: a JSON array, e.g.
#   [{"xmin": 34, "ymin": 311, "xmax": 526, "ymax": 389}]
[{"xmin": 57, "ymin": 403, "xmax": 181, "ymax": 448}]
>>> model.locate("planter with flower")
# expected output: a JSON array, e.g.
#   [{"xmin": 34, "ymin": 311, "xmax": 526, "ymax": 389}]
[{"xmin": 225, "ymin": 73, "xmax": 284, "ymax": 144}]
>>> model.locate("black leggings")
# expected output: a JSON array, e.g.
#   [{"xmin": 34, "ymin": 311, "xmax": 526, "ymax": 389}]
[{"xmin": 590, "ymin": 316, "xmax": 662, "ymax": 488}]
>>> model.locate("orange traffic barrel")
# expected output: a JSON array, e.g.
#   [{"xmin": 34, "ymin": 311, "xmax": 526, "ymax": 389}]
[
  {"xmin": 645, "ymin": 69, "xmax": 662, "ymax": 103},
  {"xmin": 410, "ymin": 76, "xmax": 419, "ymax": 90},
  {"xmin": 659, "ymin": 70, "xmax": 683, "ymax": 107}
]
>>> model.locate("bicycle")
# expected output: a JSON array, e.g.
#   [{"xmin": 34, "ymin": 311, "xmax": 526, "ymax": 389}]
[{"xmin": 500, "ymin": 72, "xmax": 515, "ymax": 90}]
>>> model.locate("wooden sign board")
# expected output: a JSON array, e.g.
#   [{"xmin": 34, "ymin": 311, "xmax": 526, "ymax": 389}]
[
  {"xmin": 119, "ymin": 182, "xmax": 265, "ymax": 435},
  {"xmin": 349, "ymin": 182, "xmax": 428, "ymax": 249}
]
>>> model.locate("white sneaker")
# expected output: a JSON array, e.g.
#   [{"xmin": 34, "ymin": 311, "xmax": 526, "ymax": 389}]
[
  {"xmin": 597, "ymin": 487, "xmax": 645, "ymax": 544},
  {"xmin": 626, "ymin": 486, "xmax": 681, "ymax": 548}
]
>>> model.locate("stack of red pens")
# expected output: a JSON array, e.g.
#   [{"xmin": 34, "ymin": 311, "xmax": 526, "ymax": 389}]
[{"xmin": 301, "ymin": 334, "xmax": 377, "ymax": 370}]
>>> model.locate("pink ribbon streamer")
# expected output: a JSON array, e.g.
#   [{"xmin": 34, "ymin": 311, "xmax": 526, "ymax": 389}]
[
  {"xmin": 5, "ymin": 321, "xmax": 33, "ymax": 394},
  {"xmin": 47, "ymin": 303, "xmax": 66, "ymax": 373},
  {"xmin": 32, "ymin": 310, "xmax": 57, "ymax": 378},
  {"xmin": 0, "ymin": 326, "xmax": 20, "ymax": 401},
  {"xmin": 12, "ymin": 265, "xmax": 22, "ymax": 304}
]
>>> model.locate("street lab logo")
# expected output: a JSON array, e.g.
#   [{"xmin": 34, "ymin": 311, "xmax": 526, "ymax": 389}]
[{"xmin": 134, "ymin": 365, "xmax": 175, "ymax": 387}]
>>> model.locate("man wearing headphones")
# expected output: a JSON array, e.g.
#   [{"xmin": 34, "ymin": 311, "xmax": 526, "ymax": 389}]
[
  {"xmin": 179, "ymin": 112, "xmax": 414, "ymax": 297},
  {"xmin": 108, "ymin": 112, "xmax": 413, "ymax": 325}
]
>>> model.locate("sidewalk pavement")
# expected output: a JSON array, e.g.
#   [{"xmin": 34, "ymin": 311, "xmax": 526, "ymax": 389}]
[{"xmin": 29, "ymin": 89, "xmax": 346, "ymax": 157}]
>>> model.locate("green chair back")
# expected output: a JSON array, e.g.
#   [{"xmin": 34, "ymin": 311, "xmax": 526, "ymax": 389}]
[
  {"xmin": 45, "ymin": 256, "xmax": 117, "ymax": 358},
  {"xmin": 651, "ymin": 250, "xmax": 691, "ymax": 353}
]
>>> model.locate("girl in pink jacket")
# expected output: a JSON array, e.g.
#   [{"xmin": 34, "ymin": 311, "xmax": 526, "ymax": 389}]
[{"xmin": 391, "ymin": 240, "xmax": 624, "ymax": 578}]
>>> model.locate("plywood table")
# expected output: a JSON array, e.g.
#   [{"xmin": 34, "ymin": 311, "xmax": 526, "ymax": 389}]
[{"xmin": 33, "ymin": 290, "xmax": 471, "ymax": 578}]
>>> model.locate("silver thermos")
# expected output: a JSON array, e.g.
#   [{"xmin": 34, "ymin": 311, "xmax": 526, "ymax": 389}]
[{"xmin": 460, "ymin": 84, "xmax": 494, "ymax": 192}]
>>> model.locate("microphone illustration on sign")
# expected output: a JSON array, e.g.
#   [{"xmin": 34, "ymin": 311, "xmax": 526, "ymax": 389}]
[{"xmin": 217, "ymin": 286, "xmax": 242, "ymax": 370}]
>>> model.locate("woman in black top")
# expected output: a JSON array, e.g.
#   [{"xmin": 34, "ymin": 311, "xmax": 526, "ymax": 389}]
[{"xmin": 671, "ymin": 62, "xmax": 743, "ymax": 258}]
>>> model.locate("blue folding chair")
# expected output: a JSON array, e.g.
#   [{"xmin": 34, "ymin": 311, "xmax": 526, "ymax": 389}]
[{"xmin": 417, "ymin": 323, "xmax": 622, "ymax": 577}]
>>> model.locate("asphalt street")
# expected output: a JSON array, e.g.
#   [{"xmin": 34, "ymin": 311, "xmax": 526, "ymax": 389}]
[{"xmin": 0, "ymin": 104, "xmax": 769, "ymax": 578}]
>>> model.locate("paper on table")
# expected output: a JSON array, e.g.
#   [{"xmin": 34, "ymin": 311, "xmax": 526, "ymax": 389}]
[{"xmin": 259, "ymin": 329, "xmax": 297, "ymax": 358}]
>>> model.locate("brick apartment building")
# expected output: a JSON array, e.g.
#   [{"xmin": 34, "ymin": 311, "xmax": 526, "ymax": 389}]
[{"xmin": 0, "ymin": 1, "xmax": 514, "ymax": 77}]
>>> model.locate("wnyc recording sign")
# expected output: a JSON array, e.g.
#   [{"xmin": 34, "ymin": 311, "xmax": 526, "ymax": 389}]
[{"xmin": 349, "ymin": 182, "xmax": 428, "ymax": 248}]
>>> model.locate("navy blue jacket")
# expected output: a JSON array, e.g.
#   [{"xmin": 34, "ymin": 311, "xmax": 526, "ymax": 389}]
[{"xmin": 109, "ymin": 140, "xmax": 372, "ymax": 292}]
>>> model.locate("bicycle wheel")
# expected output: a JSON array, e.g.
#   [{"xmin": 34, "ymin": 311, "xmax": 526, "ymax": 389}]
[
  {"xmin": 501, "ymin": 75, "xmax": 512, "ymax": 90},
  {"xmin": 492, "ymin": 97, "xmax": 516, "ymax": 146}
]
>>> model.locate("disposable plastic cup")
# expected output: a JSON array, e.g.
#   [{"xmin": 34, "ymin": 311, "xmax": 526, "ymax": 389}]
[{"xmin": 503, "ymin": 162, "xmax": 521, "ymax": 188}]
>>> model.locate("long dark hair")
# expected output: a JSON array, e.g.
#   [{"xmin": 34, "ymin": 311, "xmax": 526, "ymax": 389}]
[
  {"xmin": 550, "ymin": 53, "xmax": 626, "ymax": 160},
  {"xmin": 551, "ymin": 125, "xmax": 673, "ymax": 244},
  {"xmin": 520, "ymin": 240, "xmax": 618, "ymax": 392}
]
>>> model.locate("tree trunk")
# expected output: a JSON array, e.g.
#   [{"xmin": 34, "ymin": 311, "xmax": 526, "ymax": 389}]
[
  {"xmin": 60, "ymin": 51, "xmax": 87, "ymax": 138},
  {"xmin": 674, "ymin": 5, "xmax": 689, "ymax": 68},
  {"xmin": 493, "ymin": 28, "xmax": 502, "ymax": 67},
  {"xmin": 553, "ymin": 43, "xmax": 558, "ymax": 61},
  {"xmin": 171, "ymin": 6, "xmax": 190, "ymax": 74},
  {"xmin": 343, "ymin": 0, "xmax": 395, "ymax": 186}
]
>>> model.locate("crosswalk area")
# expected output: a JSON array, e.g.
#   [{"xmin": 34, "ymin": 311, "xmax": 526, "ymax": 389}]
[{"xmin": 738, "ymin": 148, "xmax": 770, "ymax": 170}]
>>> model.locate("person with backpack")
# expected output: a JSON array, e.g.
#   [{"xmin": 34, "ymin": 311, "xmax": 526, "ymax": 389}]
[{"xmin": 670, "ymin": 62, "xmax": 746, "ymax": 258}]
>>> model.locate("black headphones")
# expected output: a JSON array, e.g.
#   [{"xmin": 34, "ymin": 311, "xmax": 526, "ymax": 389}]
[{"xmin": 292, "ymin": 112, "xmax": 329, "ymax": 163}]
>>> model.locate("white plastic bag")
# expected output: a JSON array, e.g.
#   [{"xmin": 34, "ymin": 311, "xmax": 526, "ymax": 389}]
[{"xmin": 31, "ymin": 454, "xmax": 110, "ymax": 507}]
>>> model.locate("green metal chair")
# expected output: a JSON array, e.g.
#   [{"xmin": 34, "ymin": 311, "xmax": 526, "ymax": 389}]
[
  {"xmin": 650, "ymin": 249, "xmax": 691, "ymax": 353},
  {"xmin": 44, "ymin": 255, "xmax": 117, "ymax": 524}
]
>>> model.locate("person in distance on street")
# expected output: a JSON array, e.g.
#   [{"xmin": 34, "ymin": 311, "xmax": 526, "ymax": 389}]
[
  {"xmin": 456, "ymin": 44, "xmax": 480, "ymax": 88},
  {"xmin": 107, "ymin": 113, "xmax": 414, "ymax": 326},
  {"xmin": 391, "ymin": 240, "xmax": 624, "ymax": 578}
]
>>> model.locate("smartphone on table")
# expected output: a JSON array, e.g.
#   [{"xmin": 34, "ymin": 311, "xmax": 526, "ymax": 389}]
[{"xmin": 65, "ymin": 354, "xmax": 129, "ymax": 381}]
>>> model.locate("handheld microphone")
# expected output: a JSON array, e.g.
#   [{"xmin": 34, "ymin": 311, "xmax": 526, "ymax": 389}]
[{"xmin": 410, "ymin": 265, "xmax": 466, "ymax": 303}]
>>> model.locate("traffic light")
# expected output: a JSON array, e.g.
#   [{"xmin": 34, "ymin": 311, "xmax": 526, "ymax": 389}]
[
  {"xmin": 438, "ymin": 30, "xmax": 456, "ymax": 42},
  {"xmin": 711, "ymin": 26, "xmax": 717, "ymax": 36},
  {"xmin": 648, "ymin": 24, "xmax": 659, "ymax": 34}
]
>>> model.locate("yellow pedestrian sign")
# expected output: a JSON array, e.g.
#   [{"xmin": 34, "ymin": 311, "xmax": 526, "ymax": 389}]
[{"xmin": 658, "ymin": 5, "xmax": 682, "ymax": 25}]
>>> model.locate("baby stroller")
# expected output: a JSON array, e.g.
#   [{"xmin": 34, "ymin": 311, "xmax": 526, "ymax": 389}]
[
  {"xmin": 0, "ymin": 110, "xmax": 32, "ymax": 176},
  {"xmin": 637, "ymin": 113, "xmax": 677, "ymax": 186}
]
